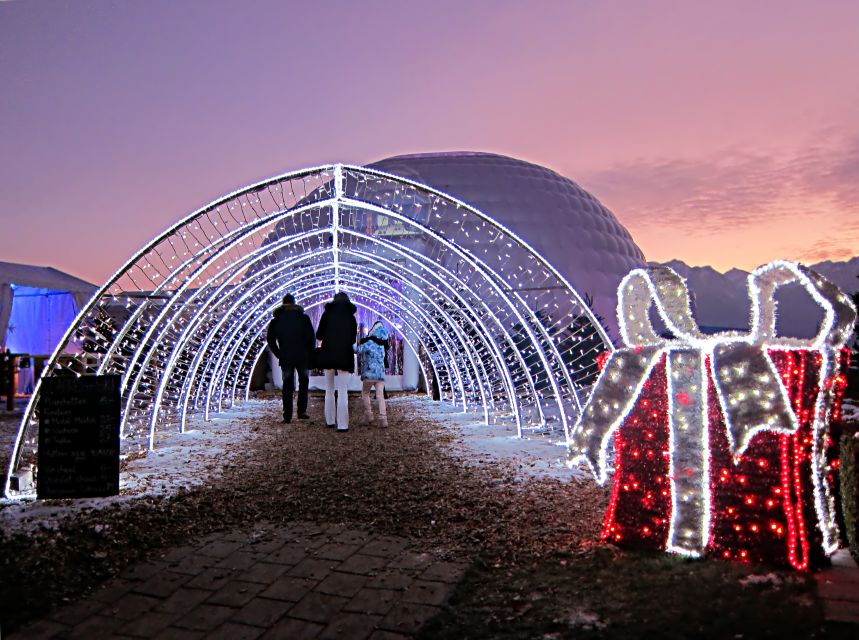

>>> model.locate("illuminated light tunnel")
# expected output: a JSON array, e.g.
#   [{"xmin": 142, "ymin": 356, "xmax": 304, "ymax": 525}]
[{"xmin": 5, "ymin": 164, "xmax": 613, "ymax": 499}]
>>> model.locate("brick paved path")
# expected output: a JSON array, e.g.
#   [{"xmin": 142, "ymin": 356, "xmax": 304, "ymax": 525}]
[{"xmin": 12, "ymin": 522, "xmax": 468, "ymax": 639}]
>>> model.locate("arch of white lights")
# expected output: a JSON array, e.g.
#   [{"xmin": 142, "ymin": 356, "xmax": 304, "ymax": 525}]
[{"xmin": 5, "ymin": 164, "xmax": 613, "ymax": 499}]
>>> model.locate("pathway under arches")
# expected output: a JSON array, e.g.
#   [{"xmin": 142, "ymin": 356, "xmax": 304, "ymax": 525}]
[{"xmin": 5, "ymin": 164, "xmax": 612, "ymax": 499}]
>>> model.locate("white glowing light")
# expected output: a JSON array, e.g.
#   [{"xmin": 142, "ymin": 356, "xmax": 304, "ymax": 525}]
[
  {"xmin": 5, "ymin": 164, "xmax": 612, "ymax": 499},
  {"xmin": 571, "ymin": 261, "xmax": 856, "ymax": 559}
]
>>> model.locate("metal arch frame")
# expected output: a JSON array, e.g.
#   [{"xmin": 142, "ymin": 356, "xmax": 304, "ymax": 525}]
[
  {"xmin": 187, "ymin": 249, "xmax": 512, "ymax": 421},
  {"xmin": 163, "ymin": 248, "xmax": 500, "ymax": 433},
  {"xmin": 4, "ymin": 163, "xmax": 615, "ymax": 500},
  {"xmin": 200, "ymin": 268, "xmax": 476, "ymax": 422},
  {"xmin": 124, "ymin": 186, "xmax": 591, "ymax": 438},
  {"xmin": 121, "ymin": 187, "xmax": 574, "ymax": 438},
  {"xmin": 167, "ymin": 246, "xmax": 523, "ymax": 435},
  {"xmin": 344, "ymin": 164, "xmax": 613, "ymax": 348},
  {"xmin": 141, "ymin": 216, "xmax": 540, "ymax": 439},
  {"xmin": 121, "ymin": 198, "xmax": 553, "ymax": 434},
  {"xmin": 234, "ymin": 300, "xmax": 435, "ymax": 415}
]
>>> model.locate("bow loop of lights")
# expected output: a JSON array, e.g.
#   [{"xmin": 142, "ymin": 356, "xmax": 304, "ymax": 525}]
[{"xmin": 6, "ymin": 164, "xmax": 612, "ymax": 499}]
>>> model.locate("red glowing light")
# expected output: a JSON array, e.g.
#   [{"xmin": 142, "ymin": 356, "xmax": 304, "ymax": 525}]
[{"xmin": 595, "ymin": 347, "xmax": 848, "ymax": 571}]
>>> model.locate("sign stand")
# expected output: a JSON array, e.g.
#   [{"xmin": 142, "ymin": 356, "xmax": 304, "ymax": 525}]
[{"xmin": 37, "ymin": 375, "xmax": 120, "ymax": 499}]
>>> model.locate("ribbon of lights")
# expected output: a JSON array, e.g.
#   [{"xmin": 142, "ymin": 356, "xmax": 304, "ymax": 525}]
[
  {"xmin": 150, "ymin": 248, "xmax": 477, "ymax": 428},
  {"xmin": 171, "ymin": 252, "xmax": 502, "ymax": 430},
  {"xmin": 571, "ymin": 261, "xmax": 855, "ymax": 566},
  {"xmin": 231, "ymin": 300, "xmax": 435, "ymax": 413},
  {"xmin": 186, "ymin": 272, "xmax": 452, "ymax": 410},
  {"xmin": 200, "ymin": 269, "xmax": 475, "ymax": 421},
  {"xmin": 5, "ymin": 164, "xmax": 612, "ymax": 499},
  {"xmin": 178, "ymin": 270, "xmax": 458, "ymax": 431},
  {"xmin": 125, "ymin": 204, "xmax": 537, "ymax": 435}
]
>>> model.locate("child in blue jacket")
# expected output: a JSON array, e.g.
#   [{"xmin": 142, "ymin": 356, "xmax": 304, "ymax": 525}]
[{"xmin": 354, "ymin": 320, "xmax": 389, "ymax": 426}]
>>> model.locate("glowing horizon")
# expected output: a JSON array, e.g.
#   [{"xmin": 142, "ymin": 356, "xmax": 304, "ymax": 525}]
[{"xmin": 1, "ymin": 0, "xmax": 857, "ymax": 285}]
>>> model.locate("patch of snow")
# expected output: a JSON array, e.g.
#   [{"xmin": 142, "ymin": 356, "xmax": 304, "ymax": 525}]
[
  {"xmin": 1, "ymin": 395, "xmax": 594, "ymax": 536},
  {"xmin": 738, "ymin": 573, "xmax": 783, "ymax": 588},
  {"xmin": 842, "ymin": 401, "xmax": 858, "ymax": 423},
  {"xmin": 561, "ymin": 609, "xmax": 607, "ymax": 630},
  {"xmin": 417, "ymin": 399, "xmax": 591, "ymax": 482},
  {"xmin": 0, "ymin": 400, "xmax": 269, "ymax": 536}
]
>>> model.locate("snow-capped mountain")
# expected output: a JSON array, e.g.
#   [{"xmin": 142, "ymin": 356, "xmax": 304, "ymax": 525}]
[{"xmin": 651, "ymin": 257, "xmax": 859, "ymax": 339}]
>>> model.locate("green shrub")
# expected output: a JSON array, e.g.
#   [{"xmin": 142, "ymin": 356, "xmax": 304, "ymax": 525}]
[{"xmin": 841, "ymin": 427, "xmax": 859, "ymax": 564}]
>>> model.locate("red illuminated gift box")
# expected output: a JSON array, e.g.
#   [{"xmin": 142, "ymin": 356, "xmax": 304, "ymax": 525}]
[
  {"xmin": 602, "ymin": 349, "xmax": 849, "ymax": 570},
  {"xmin": 572, "ymin": 261, "xmax": 856, "ymax": 570}
]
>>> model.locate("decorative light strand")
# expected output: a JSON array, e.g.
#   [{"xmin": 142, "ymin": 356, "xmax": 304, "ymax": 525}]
[
  {"xmin": 572, "ymin": 261, "xmax": 856, "ymax": 568},
  {"xmin": 5, "ymin": 164, "xmax": 612, "ymax": 499}
]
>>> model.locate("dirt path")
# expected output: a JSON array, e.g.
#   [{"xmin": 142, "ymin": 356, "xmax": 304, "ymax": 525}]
[
  {"xmin": 0, "ymin": 395, "xmax": 606, "ymax": 635},
  {"xmin": 2, "ymin": 395, "xmax": 851, "ymax": 638}
]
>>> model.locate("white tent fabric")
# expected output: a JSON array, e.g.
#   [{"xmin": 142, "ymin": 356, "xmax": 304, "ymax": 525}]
[{"xmin": 0, "ymin": 262, "xmax": 96, "ymax": 391}]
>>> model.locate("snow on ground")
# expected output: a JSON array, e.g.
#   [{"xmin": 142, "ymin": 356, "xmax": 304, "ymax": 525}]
[
  {"xmin": 0, "ymin": 400, "xmax": 268, "ymax": 535},
  {"xmin": 420, "ymin": 398, "xmax": 591, "ymax": 482},
  {"xmin": 842, "ymin": 400, "xmax": 858, "ymax": 423},
  {"xmin": 0, "ymin": 395, "xmax": 590, "ymax": 536}
]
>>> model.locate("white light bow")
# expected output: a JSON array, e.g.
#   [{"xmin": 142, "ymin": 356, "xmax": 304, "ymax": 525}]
[{"xmin": 571, "ymin": 260, "xmax": 856, "ymax": 557}]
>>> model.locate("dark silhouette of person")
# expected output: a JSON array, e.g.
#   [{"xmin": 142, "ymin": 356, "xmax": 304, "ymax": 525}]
[
  {"xmin": 315, "ymin": 291, "xmax": 358, "ymax": 430},
  {"xmin": 266, "ymin": 293, "xmax": 314, "ymax": 423}
]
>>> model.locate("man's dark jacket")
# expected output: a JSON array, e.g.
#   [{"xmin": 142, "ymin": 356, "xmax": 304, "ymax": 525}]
[
  {"xmin": 266, "ymin": 303, "xmax": 315, "ymax": 368},
  {"xmin": 315, "ymin": 299, "xmax": 358, "ymax": 372}
]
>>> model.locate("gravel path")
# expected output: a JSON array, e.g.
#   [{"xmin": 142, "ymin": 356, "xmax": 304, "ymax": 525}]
[{"xmin": 0, "ymin": 394, "xmax": 608, "ymax": 634}]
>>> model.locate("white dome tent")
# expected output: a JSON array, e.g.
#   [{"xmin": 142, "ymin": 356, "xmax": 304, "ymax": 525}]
[
  {"xmin": 5, "ymin": 160, "xmax": 639, "ymax": 499},
  {"xmin": 370, "ymin": 152, "xmax": 646, "ymax": 339}
]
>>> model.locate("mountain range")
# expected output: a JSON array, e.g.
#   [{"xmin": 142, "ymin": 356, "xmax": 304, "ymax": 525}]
[{"xmin": 651, "ymin": 257, "xmax": 859, "ymax": 340}]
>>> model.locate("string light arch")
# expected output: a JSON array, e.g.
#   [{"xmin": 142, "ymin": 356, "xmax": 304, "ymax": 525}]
[{"xmin": 5, "ymin": 164, "xmax": 613, "ymax": 499}]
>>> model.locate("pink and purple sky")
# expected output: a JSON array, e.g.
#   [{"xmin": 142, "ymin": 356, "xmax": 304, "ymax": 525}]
[{"xmin": 1, "ymin": 0, "xmax": 857, "ymax": 285}]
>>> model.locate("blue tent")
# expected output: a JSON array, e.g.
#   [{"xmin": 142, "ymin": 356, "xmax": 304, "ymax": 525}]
[{"xmin": 0, "ymin": 261, "xmax": 96, "ymax": 392}]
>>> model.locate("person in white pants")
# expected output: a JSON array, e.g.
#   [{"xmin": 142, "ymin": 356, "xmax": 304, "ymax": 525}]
[
  {"xmin": 324, "ymin": 368, "xmax": 351, "ymax": 430},
  {"xmin": 354, "ymin": 320, "xmax": 389, "ymax": 427},
  {"xmin": 315, "ymin": 292, "xmax": 358, "ymax": 431}
]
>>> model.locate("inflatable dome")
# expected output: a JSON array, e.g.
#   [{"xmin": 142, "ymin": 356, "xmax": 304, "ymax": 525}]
[{"xmin": 370, "ymin": 152, "xmax": 646, "ymax": 340}]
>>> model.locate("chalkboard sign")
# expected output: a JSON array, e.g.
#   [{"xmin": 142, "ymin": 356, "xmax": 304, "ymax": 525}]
[{"xmin": 37, "ymin": 375, "xmax": 120, "ymax": 499}]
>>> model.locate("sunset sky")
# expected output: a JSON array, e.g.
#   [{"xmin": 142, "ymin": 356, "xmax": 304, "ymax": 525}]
[{"xmin": 1, "ymin": 0, "xmax": 857, "ymax": 286}]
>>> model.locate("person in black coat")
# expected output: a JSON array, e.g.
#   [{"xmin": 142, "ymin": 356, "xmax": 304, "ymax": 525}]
[
  {"xmin": 266, "ymin": 294, "xmax": 314, "ymax": 423},
  {"xmin": 315, "ymin": 291, "xmax": 358, "ymax": 430}
]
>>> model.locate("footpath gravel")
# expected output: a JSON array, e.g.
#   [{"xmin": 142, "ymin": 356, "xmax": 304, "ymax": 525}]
[{"xmin": 0, "ymin": 394, "xmax": 608, "ymax": 635}]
